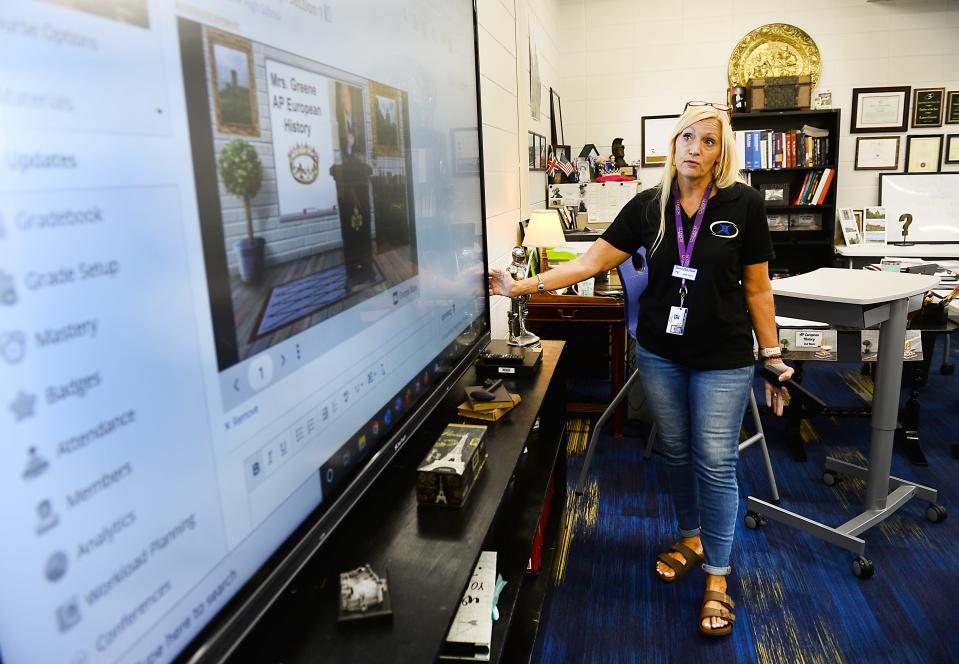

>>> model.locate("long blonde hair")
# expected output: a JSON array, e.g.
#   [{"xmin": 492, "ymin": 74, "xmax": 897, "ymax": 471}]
[{"xmin": 649, "ymin": 106, "xmax": 743, "ymax": 254}]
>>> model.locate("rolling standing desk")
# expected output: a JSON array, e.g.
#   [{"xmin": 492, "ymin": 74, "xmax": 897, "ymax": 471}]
[{"xmin": 745, "ymin": 268, "xmax": 947, "ymax": 578}]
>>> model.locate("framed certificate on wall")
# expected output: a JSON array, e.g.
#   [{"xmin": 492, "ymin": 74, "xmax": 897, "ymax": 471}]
[
  {"xmin": 905, "ymin": 134, "xmax": 943, "ymax": 173},
  {"xmin": 850, "ymin": 86, "xmax": 910, "ymax": 133}
]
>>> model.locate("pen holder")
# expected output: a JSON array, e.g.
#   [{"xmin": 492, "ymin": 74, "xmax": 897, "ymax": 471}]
[{"xmin": 910, "ymin": 299, "xmax": 947, "ymax": 326}]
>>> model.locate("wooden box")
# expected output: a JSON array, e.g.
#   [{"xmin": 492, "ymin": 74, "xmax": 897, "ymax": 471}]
[{"xmin": 750, "ymin": 76, "xmax": 812, "ymax": 111}]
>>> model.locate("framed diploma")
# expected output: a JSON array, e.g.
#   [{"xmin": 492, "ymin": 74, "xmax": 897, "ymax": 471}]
[
  {"xmin": 642, "ymin": 114, "xmax": 680, "ymax": 167},
  {"xmin": 945, "ymin": 135, "xmax": 959, "ymax": 165},
  {"xmin": 946, "ymin": 91, "xmax": 959, "ymax": 125},
  {"xmin": 905, "ymin": 134, "xmax": 943, "ymax": 173},
  {"xmin": 850, "ymin": 86, "xmax": 910, "ymax": 133},
  {"xmin": 912, "ymin": 87, "xmax": 945, "ymax": 128},
  {"xmin": 854, "ymin": 136, "xmax": 900, "ymax": 170}
]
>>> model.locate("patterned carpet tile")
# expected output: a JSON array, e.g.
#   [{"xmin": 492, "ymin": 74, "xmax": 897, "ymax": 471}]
[{"xmin": 534, "ymin": 352, "xmax": 959, "ymax": 664}]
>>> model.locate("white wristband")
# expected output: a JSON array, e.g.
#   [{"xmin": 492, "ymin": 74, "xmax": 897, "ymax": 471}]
[{"xmin": 760, "ymin": 347, "xmax": 782, "ymax": 358}]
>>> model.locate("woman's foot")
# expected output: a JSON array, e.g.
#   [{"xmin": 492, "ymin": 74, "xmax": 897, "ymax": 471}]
[
  {"xmin": 654, "ymin": 535, "xmax": 704, "ymax": 580},
  {"xmin": 700, "ymin": 574, "xmax": 735, "ymax": 635}
]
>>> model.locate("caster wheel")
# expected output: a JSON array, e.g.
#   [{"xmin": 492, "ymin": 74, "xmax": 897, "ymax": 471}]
[
  {"xmin": 822, "ymin": 471, "xmax": 838, "ymax": 487},
  {"xmin": 851, "ymin": 556, "xmax": 875, "ymax": 579},
  {"xmin": 744, "ymin": 511, "xmax": 765, "ymax": 529},
  {"xmin": 941, "ymin": 364, "xmax": 955, "ymax": 376},
  {"xmin": 926, "ymin": 503, "xmax": 948, "ymax": 523}
]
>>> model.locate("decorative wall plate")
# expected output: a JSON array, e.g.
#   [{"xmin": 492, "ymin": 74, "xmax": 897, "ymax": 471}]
[{"xmin": 728, "ymin": 23, "xmax": 821, "ymax": 88}]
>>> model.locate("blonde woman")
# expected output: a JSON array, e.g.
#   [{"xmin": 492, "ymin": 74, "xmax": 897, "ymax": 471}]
[{"xmin": 489, "ymin": 102, "xmax": 794, "ymax": 636}]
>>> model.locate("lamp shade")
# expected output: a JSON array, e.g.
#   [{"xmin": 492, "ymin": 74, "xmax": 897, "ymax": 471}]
[{"xmin": 523, "ymin": 209, "xmax": 565, "ymax": 248}]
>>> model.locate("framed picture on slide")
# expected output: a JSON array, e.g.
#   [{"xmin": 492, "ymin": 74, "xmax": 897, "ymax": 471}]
[
  {"xmin": 850, "ymin": 86, "xmax": 910, "ymax": 134},
  {"xmin": 370, "ymin": 81, "xmax": 403, "ymax": 157},
  {"xmin": 208, "ymin": 29, "xmax": 259, "ymax": 136}
]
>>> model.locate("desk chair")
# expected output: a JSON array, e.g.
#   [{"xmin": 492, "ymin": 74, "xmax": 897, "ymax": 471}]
[{"xmin": 575, "ymin": 250, "xmax": 780, "ymax": 503}]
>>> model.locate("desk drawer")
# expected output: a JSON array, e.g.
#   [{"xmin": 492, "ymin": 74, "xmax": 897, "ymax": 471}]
[{"xmin": 526, "ymin": 302, "xmax": 623, "ymax": 324}]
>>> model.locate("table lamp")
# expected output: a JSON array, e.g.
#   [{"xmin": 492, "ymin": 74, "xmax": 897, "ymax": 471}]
[{"xmin": 523, "ymin": 209, "xmax": 566, "ymax": 272}]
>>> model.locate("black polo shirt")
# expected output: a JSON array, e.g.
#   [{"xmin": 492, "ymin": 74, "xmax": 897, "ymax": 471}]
[{"xmin": 602, "ymin": 181, "xmax": 774, "ymax": 370}]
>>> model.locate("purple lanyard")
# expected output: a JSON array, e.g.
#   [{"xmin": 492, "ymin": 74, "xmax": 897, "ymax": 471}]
[{"xmin": 672, "ymin": 180, "xmax": 712, "ymax": 304}]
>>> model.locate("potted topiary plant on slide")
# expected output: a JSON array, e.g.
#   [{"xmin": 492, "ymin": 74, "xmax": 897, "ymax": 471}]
[{"xmin": 219, "ymin": 139, "xmax": 264, "ymax": 284}]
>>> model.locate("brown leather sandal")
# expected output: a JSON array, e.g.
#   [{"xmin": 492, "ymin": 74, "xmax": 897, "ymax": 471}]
[
  {"xmin": 654, "ymin": 542, "xmax": 703, "ymax": 583},
  {"xmin": 699, "ymin": 590, "xmax": 736, "ymax": 637}
]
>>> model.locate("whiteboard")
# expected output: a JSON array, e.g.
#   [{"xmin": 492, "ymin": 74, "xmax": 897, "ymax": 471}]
[{"xmin": 879, "ymin": 173, "xmax": 959, "ymax": 242}]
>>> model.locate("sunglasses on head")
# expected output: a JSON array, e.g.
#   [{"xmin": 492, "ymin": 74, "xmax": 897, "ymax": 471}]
[{"xmin": 684, "ymin": 100, "xmax": 731, "ymax": 116}]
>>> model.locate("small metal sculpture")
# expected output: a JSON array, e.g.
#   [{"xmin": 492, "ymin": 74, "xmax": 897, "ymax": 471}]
[
  {"xmin": 506, "ymin": 246, "xmax": 540, "ymax": 347},
  {"xmin": 897, "ymin": 213, "xmax": 914, "ymax": 246},
  {"xmin": 611, "ymin": 138, "xmax": 627, "ymax": 167},
  {"xmin": 340, "ymin": 564, "xmax": 388, "ymax": 612}
]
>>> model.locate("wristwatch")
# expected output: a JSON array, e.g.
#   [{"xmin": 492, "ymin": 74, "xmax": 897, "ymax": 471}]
[{"xmin": 536, "ymin": 273, "xmax": 545, "ymax": 293}]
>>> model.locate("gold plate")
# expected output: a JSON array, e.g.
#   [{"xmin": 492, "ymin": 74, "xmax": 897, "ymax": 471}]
[{"xmin": 728, "ymin": 23, "xmax": 821, "ymax": 88}]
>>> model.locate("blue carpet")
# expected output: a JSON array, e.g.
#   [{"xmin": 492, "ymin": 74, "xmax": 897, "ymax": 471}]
[
  {"xmin": 534, "ymin": 345, "xmax": 959, "ymax": 664},
  {"xmin": 253, "ymin": 263, "xmax": 382, "ymax": 339}
]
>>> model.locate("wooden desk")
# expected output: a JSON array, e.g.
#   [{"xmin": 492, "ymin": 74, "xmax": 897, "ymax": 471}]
[{"xmin": 524, "ymin": 293, "xmax": 626, "ymax": 436}]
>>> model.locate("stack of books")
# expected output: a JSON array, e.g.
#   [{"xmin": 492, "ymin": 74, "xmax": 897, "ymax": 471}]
[{"xmin": 458, "ymin": 382, "xmax": 521, "ymax": 422}]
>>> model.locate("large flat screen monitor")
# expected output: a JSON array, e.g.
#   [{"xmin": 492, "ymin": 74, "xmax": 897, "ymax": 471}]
[{"xmin": 0, "ymin": 1, "xmax": 488, "ymax": 662}]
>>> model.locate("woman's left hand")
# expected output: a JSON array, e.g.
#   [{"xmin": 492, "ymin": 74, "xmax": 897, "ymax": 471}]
[{"xmin": 763, "ymin": 358, "xmax": 795, "ymax": 417}]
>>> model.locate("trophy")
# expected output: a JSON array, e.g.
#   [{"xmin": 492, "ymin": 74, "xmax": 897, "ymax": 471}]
[{"xmin": 506, "ymin": 246, "xmax": 540, "ymax": 347}]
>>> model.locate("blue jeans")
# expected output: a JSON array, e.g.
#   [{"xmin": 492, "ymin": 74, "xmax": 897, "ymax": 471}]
[{"xmin": 635, "ymin": 343, "xmax": 754, "ymax": 576}]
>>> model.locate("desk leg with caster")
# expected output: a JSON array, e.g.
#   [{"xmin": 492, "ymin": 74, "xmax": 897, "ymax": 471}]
[{"xmin": 746, "ymin": 298, "xmax": 947, "ymax": 579}]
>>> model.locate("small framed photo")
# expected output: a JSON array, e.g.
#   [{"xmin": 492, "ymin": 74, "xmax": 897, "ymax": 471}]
[
  {"xmin": 759, "ymin": 183, "xmax": 789, "ymax": 204},
  {"xmin": 838, "ymin": 207, "xmax": 861, "ymax": 246},
  {"xmin": 538, "ymin": 134, "xmax": 547, "ymax": 170},
  {"xmin": 552, "ymin": 144, "xmax": 571, "ymax": 164},
  {"xmin": 534, "ymin": 135, "xmax": 543, "ymax": 170},
  {"xmin": 528, "ymin": 132, "xmax": 536, "ymax": 169},
  {"xmin": 853, "ymin": 209, "xmax": 864, "ymax": 232},
  {"xmin": 208, "ymin": 29, "xmax": 259, "ymax": 136},
  {"xmin": 642, "ymin": 114, "xmax": 680, "ymax": 167},
  {"xmin": 905, "ymin": 134, "xmax": 943, "ymax": 173},
  {"xmin": 854, "ymin": 136, "xmax": 900, "ymax": 170},
  {"xmin": 850, "ymin": 86, "xmax": 910, "ymax": 134},
  {"xmin": 947, "ymin": 91, "xmax": 959, "ymax": 124},
  {"xmin": 912, "ymin": 87, "xmax": 946, "ymax": 128},
  {"xmin": 812, "ymin": 89, "xmax": 832, "ymax": 110},
  {"xmin": 945, "ymin": 134, "xmax": 959, "ymax": 165},
  {"xmin": 549, "ymin": 87, "xmax": 564, "ymax": 146}
]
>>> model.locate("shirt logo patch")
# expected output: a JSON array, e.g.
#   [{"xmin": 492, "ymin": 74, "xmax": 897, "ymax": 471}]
[{"xmin": 710, "ymin": 220, "xmax": 739, "ymax": 238}]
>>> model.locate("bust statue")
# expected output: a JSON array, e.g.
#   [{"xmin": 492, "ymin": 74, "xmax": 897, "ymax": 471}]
[{"xmin": 611, "ymin": 137, "xmax": 627, "ymax": 167}]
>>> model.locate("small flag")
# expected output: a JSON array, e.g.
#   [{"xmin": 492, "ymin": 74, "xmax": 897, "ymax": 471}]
[
  {"xmin": 557, "ymin": 159, "xmax": 575, "ymax": 176},
  {"xmin": 546, "ymin": 157, "xmax": 559, "ymax": 176}
]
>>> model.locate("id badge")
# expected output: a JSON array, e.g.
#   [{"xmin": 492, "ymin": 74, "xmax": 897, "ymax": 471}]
[
  {"xmin": 666, "ymin": 306, "xmax": 688, "ymax": 336},
  {"xmin": 672, "ymin": 265, "xmax": 697, "ymax": 281}
]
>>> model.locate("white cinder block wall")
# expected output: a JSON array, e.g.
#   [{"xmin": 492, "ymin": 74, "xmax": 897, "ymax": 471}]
[
  {"xmin": 557, "ymin": 0, "xmax": 959, "ymax": 212},
  {"xmin": 478, "ymin": 0, "xmax": 563, "ymax": 339}
]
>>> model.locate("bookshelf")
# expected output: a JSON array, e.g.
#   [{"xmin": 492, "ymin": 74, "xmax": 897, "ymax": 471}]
[{"xmin": 731, "ymin": 109, "xmax": 841, "ymax": 276}]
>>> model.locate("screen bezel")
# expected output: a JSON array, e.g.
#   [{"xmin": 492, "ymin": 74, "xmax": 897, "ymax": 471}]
[{"xmin": 174, "ymin": 2, "xmax": 491, "ymax": 662}]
